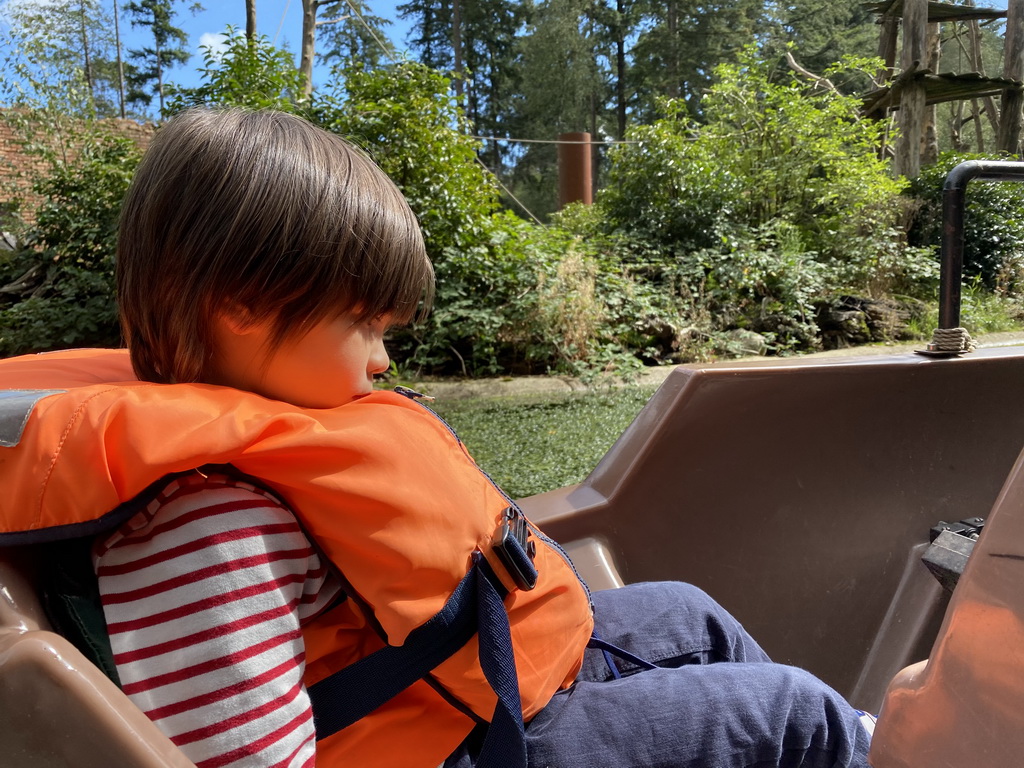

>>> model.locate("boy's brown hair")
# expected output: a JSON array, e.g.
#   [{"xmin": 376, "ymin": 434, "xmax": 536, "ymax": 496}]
[{"xmin": 117, "ymin": 107, "xmax": 434, "ymax": 384}]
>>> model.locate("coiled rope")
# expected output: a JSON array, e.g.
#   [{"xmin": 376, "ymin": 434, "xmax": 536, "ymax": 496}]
[{"xmin": 927, "ymin": 326, "xmax": 976, "ymax": 354}]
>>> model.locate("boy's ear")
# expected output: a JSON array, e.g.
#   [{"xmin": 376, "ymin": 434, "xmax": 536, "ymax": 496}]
[{"xmin": 215, "ymin": 303, "xmax": 264, "ymax": 337}]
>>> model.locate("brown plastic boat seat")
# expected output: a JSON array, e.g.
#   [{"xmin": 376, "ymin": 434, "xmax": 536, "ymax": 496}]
[
  {"xmin": 0, "ymin": 548, "xmax": 195, "ymax": 768},
  {"xmin": 519, "ymin": 346, "xmax": 1024, "ymax": 712},
  {"xmin": 870, "ymin": 435, "xmax": 1024, "ymax": 767},
  {"xmin": 560, "ymin": 537, "xmax": 625, "ymax": 592}
]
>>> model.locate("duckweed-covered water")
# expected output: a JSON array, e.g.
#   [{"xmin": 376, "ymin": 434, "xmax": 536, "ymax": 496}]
[{"xmin": 431, "ymin": 387, "xmax": 656, "ymax": 499}]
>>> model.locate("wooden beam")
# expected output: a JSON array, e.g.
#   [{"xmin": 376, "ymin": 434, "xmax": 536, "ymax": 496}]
[
  {"xmin": 896, "ymin": 0, "xmax": 929, "ymax": 178},
  {"xmin": 999, "ymin": 0, "xmax": 1024, "ymax": 153},
  {"xmin": 863, "ymin": 1, "xmax": 1008, "ymax": 23},
  {"xmin": 877, "ymin": 12, "xmax": 899, "ymax": 85},
  {"xmin": 923, "ymin": 21, "xmax": 941, "ymax": 165}
]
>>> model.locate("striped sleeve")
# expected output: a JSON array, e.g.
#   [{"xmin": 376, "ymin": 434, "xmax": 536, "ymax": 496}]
[{"xmin": 94, "ymin": 471, "xmax": 343, "ymax": 768}]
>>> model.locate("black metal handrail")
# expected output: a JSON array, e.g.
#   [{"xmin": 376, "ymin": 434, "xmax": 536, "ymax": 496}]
[{"xmin": 940, "ymin": 160, "xmax": 1024, "ymax": 329}]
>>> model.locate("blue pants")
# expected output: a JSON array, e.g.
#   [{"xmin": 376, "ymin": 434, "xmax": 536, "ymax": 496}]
[{"xmin": 446, "ymin": 582, "xmax": 871, "ymax": 768}]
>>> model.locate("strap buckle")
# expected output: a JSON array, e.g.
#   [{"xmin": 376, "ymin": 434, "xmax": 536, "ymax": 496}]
[{"xmin": 492, "ymin": 506, "xmax": 538, "ymax": 591}]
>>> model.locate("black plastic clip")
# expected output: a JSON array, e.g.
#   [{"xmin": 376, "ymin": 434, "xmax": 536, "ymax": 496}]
[{"xmin": 492, "ymin": 506, "xmax": 538, "ymax": 591}]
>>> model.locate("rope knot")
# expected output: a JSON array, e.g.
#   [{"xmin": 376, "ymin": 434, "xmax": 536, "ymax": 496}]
[{"xmin": 927, "ymin": 326, "xmax": 976, "ymax": 354}]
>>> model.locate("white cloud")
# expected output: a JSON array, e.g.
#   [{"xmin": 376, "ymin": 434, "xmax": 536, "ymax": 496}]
[{"xmin": 198, "ymin": 31, "xmax": 228, "ymax": 60}]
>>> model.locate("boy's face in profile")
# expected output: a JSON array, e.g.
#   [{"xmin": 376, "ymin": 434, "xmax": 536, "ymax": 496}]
[{"xmin": 209, "ymin": 311, "xmax": 392, "ymax": 409}]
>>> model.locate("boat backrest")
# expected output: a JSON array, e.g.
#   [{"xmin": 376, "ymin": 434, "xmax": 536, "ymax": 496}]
[
  {"xmin": 0, "ymin": 546, "xmax": 195, "ymax": 768},
  {"xmin": 520, "ymin": 346, "xmax": 1024, "ymax": 712}
]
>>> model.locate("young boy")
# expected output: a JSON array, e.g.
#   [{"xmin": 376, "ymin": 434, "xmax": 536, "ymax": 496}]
[{"xmin": 0, "ymin": 107, "xmax": 872, "ymax": 768}]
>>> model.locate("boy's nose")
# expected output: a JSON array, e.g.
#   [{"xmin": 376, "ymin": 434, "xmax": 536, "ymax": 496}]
[{"xmin": 368, "ymin": 343, "xmax": 390, "ymax": 376}]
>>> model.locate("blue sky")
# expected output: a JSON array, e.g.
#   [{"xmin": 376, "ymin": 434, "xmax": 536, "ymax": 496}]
[
  {"xmin": 159, "ymin": 0, "xmax": 411, "ymax": 90},
  {"xmin": 169, "ymin": 0, "xmax": 1012, "ymax": 91},
  {"xmin": 4, "ymin": 0, "xmax": 1016, "ymax": 101},
  {"xmin": 0, "ymin": 0, "xmax": 412, "ymax": 100}
]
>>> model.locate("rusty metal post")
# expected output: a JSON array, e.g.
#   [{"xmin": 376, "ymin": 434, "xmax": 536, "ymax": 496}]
[{"xmin": 557, "ymin": 132, "xmax": 593, "ymax": 208}]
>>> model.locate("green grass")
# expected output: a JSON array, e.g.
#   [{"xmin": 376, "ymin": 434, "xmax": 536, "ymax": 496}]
[
  {"xmin": 905, "ymin": 289, "xmax": 1024, "ymax": 340},
  {"xmin": 430, "ymin": 387, "xmax": 657, "ymax": 499}
]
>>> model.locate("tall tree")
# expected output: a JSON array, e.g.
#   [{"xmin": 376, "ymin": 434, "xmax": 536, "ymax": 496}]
[
  {"xmin": 113, "ymin": 0, "xmax": 128, "ymax": 118},
  {"xmin": 466, "ymin": 0, "xmax": 524, "ymax": 165},
  {"xmin": 999, "ymin": 0, "xmax": 1024, "ymax": 153},
  {"xmin": 125, "ymin": 0, "xmax": 195, "ymax": 115},
  {"xmin": 763, "ymin": 0, "xmax": 878, "ymax": 92},
  {"xmin": 511, "ymin": 0, "xmax": 610, "ymax": 216},
  {"xmin": 400, "ymin": 0, "xmax": 525, "ymax": 167},
  {"xmin": 939, "ymin": 1, "xmax": 1005, "ymax": 152},
  {"xmin": 588, "ymin": 0, "xmax": 636, "ymax": 140},
  {"xmin": 398, "ymin": 0, "xmax": 454, "ymax": 70},
  {"xmin": 629, "ymin": 0, "xmax": 764, "ymax": 120},
  {"xmin": 246, "ymin": 0, "xmax": 257, "ymax": 40},
  {"xmin": 299, "ymin": 0, "xmax": 322, "ymax": 100},
  {"xmin": 1, "ymin": 0, "xmax": 124, "ymax": 116},
  {"xmin": 317, "ymin": 0, "xmax": 395, "ymax": 69}
]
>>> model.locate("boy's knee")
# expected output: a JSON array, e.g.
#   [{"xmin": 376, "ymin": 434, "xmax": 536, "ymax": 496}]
[
  {"xmin": 598, "ymin": 580, "xmax": 717, "ymax": 610},
  {"xmin": 771, "ymin": 664, "xmax": 859, "ymax": 719}
]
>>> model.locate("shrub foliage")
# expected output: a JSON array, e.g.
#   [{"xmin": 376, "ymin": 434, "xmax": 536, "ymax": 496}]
[
  {"xmin": 1, "ymin": 118, "xmax": 139, "ymax": 355},
  {"xmin": 2, "ymin": 42, "xmax": 1021, "ymax": 373}
]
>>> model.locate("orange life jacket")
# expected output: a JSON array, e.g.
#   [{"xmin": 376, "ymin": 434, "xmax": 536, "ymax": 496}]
[{"xmin": 0, "ymin": 347, "xmax": 594, "ymax": 768}]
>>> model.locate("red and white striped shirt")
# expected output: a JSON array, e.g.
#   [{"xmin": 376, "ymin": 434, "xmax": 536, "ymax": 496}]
[{"xmin": 94, "ymin": 470, "xmax": 343, "ymax": 768}]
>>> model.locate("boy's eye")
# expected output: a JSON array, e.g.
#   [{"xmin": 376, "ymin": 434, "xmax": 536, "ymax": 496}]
[{"xmin": 372, "ymin": 314, "xmax": 396, "ymax": 332}]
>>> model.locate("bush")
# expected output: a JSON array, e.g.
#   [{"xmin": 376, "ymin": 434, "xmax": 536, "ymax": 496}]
[
  {"xmin": 908, "ymin": 152, "xmax": 1024, "ymax": 292},
  {"xmin": 164, "ymin": 29, "xmax": 307, "ymax": 116},
  {"xmin": 594, "ymin": 50, "xmax": 936, "ymax": 352},
  {"xmin": 0, "ymin": 124, "xmax": 139, "ymax": 355},
  {"xmin": 603, "ymin": 52, "xmax": 906, "ymax": 261},
  {"xmin": 317, "ymin": 61, "xmax": 500, "ymax": 261}
]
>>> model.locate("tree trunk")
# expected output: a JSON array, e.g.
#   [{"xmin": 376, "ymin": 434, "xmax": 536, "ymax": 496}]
[
  {"xmin": 80, "ymin": 2, "xmax": 94, "ymax": 101},
  {"xmin": 590, "ymin": 90, "xmax": 599, "ymax": 195},
  {"xmin": 156, "ymin": 35, "xmax": 165, "ymax": 115},
  {"xmin": 615, "ymin": 0, "xmax": 626, "ymax": 141},
  {"xmin": 895, "ymin": 0, "xmax": 928, "ymax": 178},
  {"xmin": 998, "ymin": 0, "xmax": 1024, "ymax": 154},
  {"xmin": 113, "ymin": 0, "xmax": 126, "ymax": 118},
  {"xmin": 966, "ymin": 2, "xmax": 1000, "ymax": 136},
  {"xmin": 246, "ymin": 0, "xmax": 257, "ymax": 40},
  {"xmin": 922, "ymin": 21, "xmax": 941, "ymax": 166},
  {"xmin": 972, "ymin": 99, "xmax": 986, "ymax": 151},
  {"xmin": 452, "ymin": 0, "xmax": 463, "ymax": 101},
  {"xmin": 666, "ymin": 0, "xmax": 678, "ymax": 99},
  {"xmin": 300, "ymin": 0, "xmax": 318, "ymax": 101}
]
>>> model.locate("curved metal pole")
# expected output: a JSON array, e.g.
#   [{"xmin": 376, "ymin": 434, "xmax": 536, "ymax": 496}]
[{"xmin": 941, "ymin": 160, "xmax": 1024, "ymax": 329}]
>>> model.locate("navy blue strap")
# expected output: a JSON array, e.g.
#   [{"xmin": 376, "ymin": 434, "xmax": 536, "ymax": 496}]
[
  {"xmin": 587, "ymin": 633, "xmax": 659, "ymax": 679},
  {"xmin": 473, "ymin": 553, "xmax": 527, "ymax": 768},
  {"xmin": 308, "ymin": 554, "xmax": 527, "ymax": 768}
]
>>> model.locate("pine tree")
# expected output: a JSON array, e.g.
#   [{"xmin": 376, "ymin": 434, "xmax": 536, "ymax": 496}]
[
  {"xmin": 511, "ymin": 0, "xmax": 611, "ymax": 216},
  {"xmin": 398, "ymin": 0, "xmax": 454, "ymax": 69},
  {"xmin": 124, "ymin": 0, "xmax": 195, "ymax": 115},
  {"xmin": 399, "ymin": 0, "xmax": 525, "ymax": 168},
  {"xmin": 588, "ymin": 0, "xmax": 638, "ymax": 140},
  {"xmin": 317, "ymin": 0, "xmax": 396, "ymax": 68},
  {"xmin": 629, "ymin": 0, "xmax": 765, "ymax": 120},
  {"xmin": 464, "ymin": 0, "xmax": 525, "ymax": 165}
]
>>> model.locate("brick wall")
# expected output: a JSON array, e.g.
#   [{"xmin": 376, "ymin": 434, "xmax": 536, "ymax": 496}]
[{"xmin": 0, "ymin": 111, "xmax": 154, "ymax": 228}]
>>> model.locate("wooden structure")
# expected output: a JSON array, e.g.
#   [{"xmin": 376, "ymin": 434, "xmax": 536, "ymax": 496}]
[{"xmin": 865, "ymin": 0, "xmax": 1024, "ymax": 177}]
